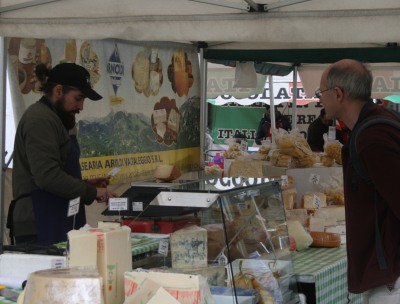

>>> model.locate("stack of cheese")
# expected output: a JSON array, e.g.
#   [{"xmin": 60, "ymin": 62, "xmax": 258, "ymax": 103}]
[{"xmin": 68, "ymin": 224, "xmax": 132, "ymax": 304}]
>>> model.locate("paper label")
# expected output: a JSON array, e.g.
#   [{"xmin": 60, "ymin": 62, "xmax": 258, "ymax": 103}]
[
  {"xmin": 240, "ymin": 140, "xmax": 248, "ymax": 153},
  {"xmin": 67, "ymin": 197, "xmax": 80, "ymax": 217},
  {"xmin": 158, "ymin": 239, "xmax": 169, "ymax": 256},
  {"xmin": 109, "ymin": 197, "xmax": 128, "ymax": 211},
  {"xmin": 108, "ymin": 167, "xmax": 121, "ymax": 177},
  {"xmin": 281, "ymin": 175, "xmax": 289, "ymax": 187},
  {"xmin": 132, "ymin": 201, "xmax": 143, "ymax": 211},
  {"xmin": 313, "ymin": 194, "xmax": 321, "ymax": 208},
  {"xmin": 51, "ymin": 259, "xmax": 65, "ymax": 269},
  {"xmin": 309, "ymin": 173, "xmax": 321, "ymax": 185},
  {"xmin": 328, "ymin": 126, "xmax": 336, "ymax": 141}
]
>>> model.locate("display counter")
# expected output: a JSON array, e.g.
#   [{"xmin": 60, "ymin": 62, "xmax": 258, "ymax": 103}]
[{"xmin": 292, "ymin": 246, "xmax": 362, "ymax": 304}]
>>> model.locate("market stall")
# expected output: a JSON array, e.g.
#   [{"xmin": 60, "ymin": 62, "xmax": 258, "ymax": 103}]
[{"xmin": 2, "ymin": 1, "xmax": 400, "ymax": 303}]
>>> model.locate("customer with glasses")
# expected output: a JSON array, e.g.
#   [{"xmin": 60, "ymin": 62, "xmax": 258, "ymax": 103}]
[{"xmin": 318, "ymin": 59, "xmax": 400, "ymax": 303}]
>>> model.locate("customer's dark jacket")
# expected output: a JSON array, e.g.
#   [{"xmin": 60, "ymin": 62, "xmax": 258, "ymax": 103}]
[{"xmin": 342, "ymin": 101, "xmax": 400, "ymax": 293}]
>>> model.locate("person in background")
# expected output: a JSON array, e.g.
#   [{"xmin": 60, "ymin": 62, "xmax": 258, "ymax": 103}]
[
  {"xmin": 306, "ymin": 108, "xmax": 333, "ymax": 151},
  {"xmin": 255, "ymin": 104, "xmax": 290, "ymax": 145},
  {"xmin": 318, "ymin": 59, "xmax": 400, "ymax": 303},
  {"xmin": 336, "ymin": 118, "xmax": 350, "ymax": 145},
  {"xmin": 10, "ymin": 63, "xmax": 116, "ymax": 246}
]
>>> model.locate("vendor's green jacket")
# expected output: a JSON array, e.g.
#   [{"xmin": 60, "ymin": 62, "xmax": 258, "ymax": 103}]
[{"xmin": 12, "ymin": 97, "xmax": 97, "ymax": 241}]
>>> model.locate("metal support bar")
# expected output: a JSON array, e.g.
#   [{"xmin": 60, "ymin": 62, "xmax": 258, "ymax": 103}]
[
  {"xmin": 266, "ymin": 0, "xmax": 310, "ymax": 10},
  {"xmin": 0, "ymin": 0, "xmax": 62, "ymax": 14},
  {"xmin": 0, "ymin": 37, "xmax": 7, "ymax": 253},
  {"xmin": 199, "ymin": 46, "xmax": 208, "ymax": 168},
  {"xmin": 188, "ymin": 0, "xmax": 250, "ymax": 11}
]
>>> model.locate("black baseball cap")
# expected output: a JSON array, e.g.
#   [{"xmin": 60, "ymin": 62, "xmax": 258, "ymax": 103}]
[{"xmin": 48, "ymin": 63, "xmax": 102, "ymax": 100}]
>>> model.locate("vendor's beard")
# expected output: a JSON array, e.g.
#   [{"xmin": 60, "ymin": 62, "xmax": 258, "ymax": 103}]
[{"xmin": 54, "ymin": 97, "xmax": 77, "ymax": 130}]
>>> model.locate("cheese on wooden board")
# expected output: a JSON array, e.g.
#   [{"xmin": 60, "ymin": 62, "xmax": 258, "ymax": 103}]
[
  {"xmin": 67, "ymin": 230, "xmax": 97, "ymax": 267},
  {"xmin": 171, "ymin": 225, "xmax": 208, "ymax": 269},
  {"xmin": 22, "ymin": 267, "xmax": 103, "ymax": 304},
  {"xmin": 89, "ymin": 226, "xmax": 132, "ymax": 304},
  {"xmin": 301, "ymin": 192, "xmax": 327, "ymax": 209}
]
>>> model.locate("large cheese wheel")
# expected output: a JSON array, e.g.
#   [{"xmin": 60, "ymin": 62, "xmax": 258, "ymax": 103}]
[{"xmin": 23, "ymin": 267, "xmax": 104, "ymax": 304}]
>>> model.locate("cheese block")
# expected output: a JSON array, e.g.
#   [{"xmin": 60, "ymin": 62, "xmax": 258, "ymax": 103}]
[
  {"xmin": 97, "ymin": 221, "xmax": 121, "ymax": 229},
  {"xmin": 67, "ymin": 230, "xmax": 97, "ymax": 267},
  {"xmin": 124, "ymin": 278, "xmax": 180, "ymax": 304},
  {"xmin": 124, "ymin": 270, "xmax": 213, "ymax": 304},
  {"xmin": 154, "ymin": 164, "xmax": 181, "ymax": 181},
  {"xmin": 282, "ymin": 188, "xmax": 297, "ymax": 209},
  {"xmin": 171, "ymin": 225, "xmax": 208, "ymax": 269},
  {"xmin": 89, "ymin": 226, "xmax": 132, "ymax": 304},
  {"xmin": 301, "ymin": 192, "xmax": 327, "ymax": 209},
  {"xmin": 156, "ymin": 122, "xmax": 167, "ymax": 138},
  {"xmin": 313, "ymin": 206, "xmax": 345, "ymax": 222},
  {"xmin": 22, "ymin": 267, "xmax": 103, "ymax": 304},
  {"xmin": 308, "ymin": 217, "xmax": 326, "ymax": 232},
  {"xmin": 287, "ymin": 220, "xmax": 313, "ymax": 251},
  {"xmin": 285, "ymin": 208, "xmax": 309, "ymax": 227}
]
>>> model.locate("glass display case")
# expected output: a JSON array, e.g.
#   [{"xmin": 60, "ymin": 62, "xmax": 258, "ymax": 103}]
[{"xmin": 106, "ymin": 177, "xmax": 300, "ymax": 304}]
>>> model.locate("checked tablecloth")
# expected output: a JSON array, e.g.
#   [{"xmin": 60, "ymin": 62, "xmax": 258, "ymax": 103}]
[{"xmin": 292, "ymin": 246, "xmax": 362, "ymax": 304}]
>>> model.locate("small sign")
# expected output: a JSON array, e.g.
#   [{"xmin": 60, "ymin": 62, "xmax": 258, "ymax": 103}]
[
  {"xmin": 328, "ymin": 126, "xmax": 336, "ymax": 141},
  {"xmin": 240, "ymin": 140, "xmax": 248, "ymax": 153},
  {"xmin": 158, "ymin": 239, "xmax": 169, "ymax": 256},
  {"xmin": 51, "ymin": 259, "xmax": 65, "ymax": 269},
  {"xmin": 67, "ymin": 197, "xmax": 80, "ymax": 217},
  {"xmin": 313, "ymin": 194, "xmax": 321, "ymax": 209},
  {"xmin": 281, "ymin": 175, "xmax": 289, "ymax": 187},
  {"xmin": 132, "ymin": 201, "xmax": 143, "ymax": 212},
  {"xmin": 237, "ymin": 202, "xmax": 247, "ymax": 211},
  {"xmin": 308, "ymin": 173, "xmax": 321, "ymax": 185},
  {"xmin": 109, "ymin": 197, "xmax": 128, "ymax": 211},
  {"xmin": 108, "ymin": 167, "xmax": 121, "ymax": 177}
]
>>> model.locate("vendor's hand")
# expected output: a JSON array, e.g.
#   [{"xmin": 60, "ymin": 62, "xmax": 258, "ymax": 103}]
[
  {"xmin": 96, "ymin": 188, "xmax": 118, "ymax": 203},
  {"xmin": 87, "ymin": 176, "xmax": 111, "ymax": 188}
]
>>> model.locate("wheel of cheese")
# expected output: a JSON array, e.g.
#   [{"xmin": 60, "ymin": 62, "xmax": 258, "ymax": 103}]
[
  {"xmin": 23, "ymin": 267, "xmax": 104, "ymax": 304},
  {"xmin": 310, "ymin": 231, "xmax": 341, "ymax": 248}
]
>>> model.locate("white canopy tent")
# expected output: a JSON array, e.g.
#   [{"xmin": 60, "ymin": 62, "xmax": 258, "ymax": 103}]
[{"xmin": 1, "ymin": 0, "xmax": 400, "ymax": 248}]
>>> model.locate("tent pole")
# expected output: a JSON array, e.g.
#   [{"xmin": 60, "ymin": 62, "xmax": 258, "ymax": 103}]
[
  {"xmin": 199, "ymin": 46, "xmax": 208, "ymax": 169},
  {"xmin": 292, "ymin": 66, "xmax": 298, "ymax": 129},
  {"xmin": 269, "ymin": 75, "xmax": 276, "ymax": 143},
  {"xmin": 0, "ymin": 37, "xmax": 7, "ymax": 253}
]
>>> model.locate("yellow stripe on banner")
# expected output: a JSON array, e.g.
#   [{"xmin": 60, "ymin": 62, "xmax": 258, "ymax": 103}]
[{"xmin": 80, "ymin": 147, "xmax": 201, "ymax": 183}]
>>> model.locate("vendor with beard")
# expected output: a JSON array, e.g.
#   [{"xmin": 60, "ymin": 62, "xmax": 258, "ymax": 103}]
[{"xmin": 10, "ymin": 63, "xmax": 116, "ymax": 245}]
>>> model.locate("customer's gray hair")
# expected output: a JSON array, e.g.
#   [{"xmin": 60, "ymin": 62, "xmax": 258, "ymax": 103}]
[{"xmin": 326, "ymin": 61, "xmax": 372, "ymax": 101}]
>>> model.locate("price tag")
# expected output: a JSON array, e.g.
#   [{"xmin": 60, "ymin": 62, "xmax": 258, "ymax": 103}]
[
  {"xmin": 237, "ymin": 202, "xmax": 247, "ymax": 211},
  {"xmin": 51, "ymin": 258, "xmax": 65, "ymax": 269},
  {"xmin": 313, "ymin": 194, "xmax": 321, "ymax": 209},
  {"xmin": 108, "ymin": 167, "xmax": 121, "ymax": 177},
  {"xmin": 158, "ymin": 239, "xmax": 169, "ymax": 256},
  {"xmin": 308, "ymin": 173, "xmax": 321, "ymax": 185},
  {"xmin": 109, "ymin": 197, "xmax": 128, "ymax": 211},
  {"xmin": 132, "ymin": 202, "xmax": 143, "ymax": 212},
  {"xmin": 328, "ymin": 126, "xmax": 336, "ymax": 141},
  {"xmin": 240, "ymin": 140, "xmax": 248, "ymax": 153},
  {"xmin": 281, "ymin": 175, "xmax": 289, "ymax": 188},
  {"xmin": 67, "ymin": 197, "xmax": 80, "ymax": 217}
]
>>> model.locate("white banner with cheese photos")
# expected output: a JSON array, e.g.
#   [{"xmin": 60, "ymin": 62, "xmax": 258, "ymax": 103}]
[{"xmin": 7, "ymin": 38, "xmax": 201, "ymax": 183}]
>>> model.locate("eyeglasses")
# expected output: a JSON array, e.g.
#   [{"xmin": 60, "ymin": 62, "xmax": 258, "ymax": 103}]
[{"xmin": 315, "ymin": 88, "xmax": 333, "ymax": 99}]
